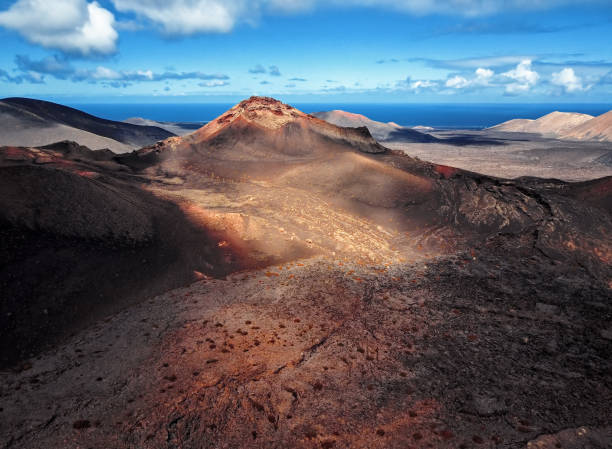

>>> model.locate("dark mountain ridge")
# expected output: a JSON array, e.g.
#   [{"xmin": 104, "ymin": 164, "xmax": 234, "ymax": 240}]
[{"xmin": 0, "ymin": 97, "xmax": 175, "ymax": 150}]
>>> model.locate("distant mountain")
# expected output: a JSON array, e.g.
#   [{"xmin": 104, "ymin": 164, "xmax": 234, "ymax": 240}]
[
  {"xmin": 559, "ymin": 110, "xmax": 612, "ymax": 142},
  {"xmin": 488, "ymin": 111, "xmax": 595, "ymax": 137},
  {"xmin": 312, "ymin": 109, "xmax": 438, "ymax": 143},
  {"xmin": 0, "ymin": 98, "xmax": 175, "ymax": 153},
  {"xmin": 123, "ymin": 117, "xmax": 203, "ymax": 136}
]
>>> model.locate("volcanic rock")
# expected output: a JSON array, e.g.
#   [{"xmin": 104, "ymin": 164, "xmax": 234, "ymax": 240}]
[{"xmin": 1, "ymin": 97, "xmax": 610, "ymax": 449}]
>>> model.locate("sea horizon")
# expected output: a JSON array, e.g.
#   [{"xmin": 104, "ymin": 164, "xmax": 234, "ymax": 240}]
[{"xmin": 67, "ymin": 102, "xmax": 612, "ymax": 130}]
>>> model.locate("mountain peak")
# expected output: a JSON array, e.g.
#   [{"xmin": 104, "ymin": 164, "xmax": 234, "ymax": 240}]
[
  {"xmin": 237, "ymin": 96, "xmax": 286, "ymax": 109},
  {"xmin": 228, "ymin": 96, "xmax": 307, "ymax": 127},
  {"xmin": 190, "ymin": 96, "xmax": 308, "ymax": 141}
]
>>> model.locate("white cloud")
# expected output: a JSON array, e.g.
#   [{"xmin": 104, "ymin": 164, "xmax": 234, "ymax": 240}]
[
  {"xmin": 474, "ymin": 67, "xmax": 494, "ymax": 84},
  {"xmin": 0, "ymin": 0, "xmax": 596, "ymax": 54},
  {"xmin": 199, "ymin": 80, "xmax": 230, "ymax": 87},
  {"xmin": 502, "ymin": 59, "xmax": 539, "ymax": 93},
  {"xmin": 551, "ymin": 67, "xmax": 587, "ymax": 92},
  {"xmin": 446, "ymin": 75, "xmax": 470, "ymax": 89},
  {"xmin": 65, "ymin": 66, "xmax": 230, "ymax": 84},
  {"xmin": 111, "ymin": 0, "xmax": 243, "ymax": 34},
  {"xmin": 0, "ymin": 0, "xmax": 117, "ymax": 55},
  {"xmin": 108, "ymin": 0, "xmax": 591, "ymax": 36},
  {"xmin": 444, "ymin": 67, "xmax": 494, "ymax": 89},
  {"xmin": 136, "ymin": 69, "xmax": 154, "ymax": 80},
  {"xmin": 410, "ymin": 80, "xmax": 437, "ymax": 90},
  {"xmin": 90, "ymin": 66, "xmax": 122, "ymax": 79}
]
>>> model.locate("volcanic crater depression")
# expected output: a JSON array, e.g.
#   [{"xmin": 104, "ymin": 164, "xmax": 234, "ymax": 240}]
[{"xmin": 0, "ymin": 97, "xmax": 611, "ymax": 449}]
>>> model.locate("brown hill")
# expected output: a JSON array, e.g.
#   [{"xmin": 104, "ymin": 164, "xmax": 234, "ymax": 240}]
[
  {"xmin": 185, "ymin": 96, "xmax": 388, "ymax": 154},
  {"xmin": 313, "ymin": 109, "xmax": 438, "ymax": 143},
  {"xmin": 488, "ymin": 111, "xmax": 594, "ymax": 136},
  {"xmin": 560, "ymin": 110, "xmax": 612, "ymax": 142},
  {"xmin": 120, "ymin": 97, "xmax": 610, "ymax": 244}
]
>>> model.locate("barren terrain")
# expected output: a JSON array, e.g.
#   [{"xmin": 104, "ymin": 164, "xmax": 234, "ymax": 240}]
[
  {"xmin": 1, "ymin": 98, "xmax": 610, "ymax": 449},
  {"xmin": 387, "ymin": 130, "xmax": 612, "ymax": 181}
]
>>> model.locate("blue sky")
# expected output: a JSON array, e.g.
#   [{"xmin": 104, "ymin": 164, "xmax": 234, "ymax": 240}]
[{"xmin": 0, "ymin": 0, "xmax": 611, "ymax": 103}]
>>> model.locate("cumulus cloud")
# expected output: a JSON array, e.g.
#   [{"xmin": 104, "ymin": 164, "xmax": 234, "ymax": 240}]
[
  {"xmin": 111, "ymin": 0, "xmax": 315, "ymax": 34},
  {"xmin": 551, "ymin": 67, "xmax": 587, "ymax": 92},
  {"xmin": 399, "ymin": 62, "xmax": 542, "ymax": 95},
  {"xmin": 474, "ymin": 67, "xmax": 494, "ymax": 84},
  {"xmin": 502, "ymin": 59, "xmax": 539, "ymax": 93},
  {"xmin": 407, "ymin": 79, "xmax": 438, "ymax": 92},
  {"xmin": 445, "ymin": 75, "xmax": 470, "ymax": 89},
  {"xmin": 87, "ymin": 66, "xmax": 123, "ymax": 80},
  {"xmin": 410, "ymin": 80, "xmax": 437, "ymax": 89},
  {"xmin": 396, "ymin": 60, "xmax": 604, "ymax": 96},
  {"xmin": 0, "ymin": 0, "xmax": 117, "ymax": 55},
  {"xmin": 289, "ymin": 77, "xmax": 307, "ymax": 82},
  {"xmin": 268, "ymin": 65, "xmax": 281, "ymax": 76},
  {"xmin": 444, "ymin": 67, "xmax": 493, "ymax": 89},
  {"xmin": 110, "ymin": 0, "xmax": 240, "ymax": 34}
]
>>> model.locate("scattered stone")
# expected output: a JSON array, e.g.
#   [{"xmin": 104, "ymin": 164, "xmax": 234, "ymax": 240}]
[
  {"xmin": 469, "ymin": 394, "xmax": 507, "ymax": 417},
  {"xmin": 526, "ymin": 426, "xmax": 612, "ymax": 449},
  {"xmin": 600, "ymin": 329, "xmax": 612, "ymax": 341},
  {"xmin": 73, "ymin": 420, "xmax": 91, "ymax": 429},
  {"xmin": 536, "ymin": 303, "xmax": 559, "ymax": 315}
]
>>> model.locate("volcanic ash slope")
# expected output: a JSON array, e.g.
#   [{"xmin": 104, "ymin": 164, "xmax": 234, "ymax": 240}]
[{"xmin": 1, "ymin": 97, "xmax": 611, "ymax": 449}]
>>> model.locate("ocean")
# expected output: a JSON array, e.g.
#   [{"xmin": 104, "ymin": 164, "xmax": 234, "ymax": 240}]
[{"xmin": 68, "ymin": 102, "xmax": 611, "ymax": 129}]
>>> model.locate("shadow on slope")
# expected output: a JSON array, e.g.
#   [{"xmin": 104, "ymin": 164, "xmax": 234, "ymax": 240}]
[{"xmin": 0, "ymin": 144, "xmax": 310, "ymax": 368}]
